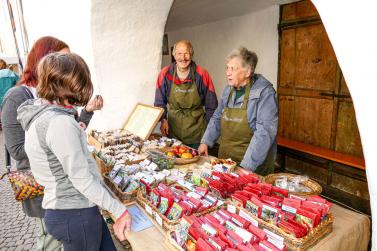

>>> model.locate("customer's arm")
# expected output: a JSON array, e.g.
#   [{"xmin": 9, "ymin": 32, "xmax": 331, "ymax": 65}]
[{"xmin": 1, "ymin": 96, "xmax": 28, "ymax": 161}]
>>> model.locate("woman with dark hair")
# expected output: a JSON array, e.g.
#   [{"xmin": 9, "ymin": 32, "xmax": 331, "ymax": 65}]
[
  {"xmin": 1, "ymin": 36, "xmax": 102, "ymax": 250},
  {"xmin": 18, "ymin": 52, "xmax": 131, "ymax": 250}
]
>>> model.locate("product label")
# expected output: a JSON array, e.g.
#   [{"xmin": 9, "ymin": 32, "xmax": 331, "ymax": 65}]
[
  {"xmin": 155, "ymin": 213, "xmax": 163, "ymax": 226},
  {"xmin": 145, "ymin": 204, "xmax": 153, "ymax": 215},
  {"xmin": 263, "ymin": 229, "xmax": 285, "ymax": 250},
  {"xmin": 246, "ymin": 200, "xmax": 259, "ymax": 217},
  {"xmin": 227, "ymin": 204, "xmax": 236, "ymax": 214},
  {"xmin": 282, "ymin": 204, "xmax": 297, "ymax": 214},
  {"xmin": 261, "ymin": 205, "xmax": 278, "ymax": 224},
  {"xmin": 239, "ymin": 209, "xmax": 258, "ymax": 227}
]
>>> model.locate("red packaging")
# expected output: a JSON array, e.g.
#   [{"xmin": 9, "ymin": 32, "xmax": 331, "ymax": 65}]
[
  {"xmin": 244, "ymin": 173, "xmax": 260, "ymax": 183},
  {"xmin": 231, "ymin": 213, "xmax": 250, "ymax": 229},
  {"xmin": 259, "ymin": 240, "xmax": 285, "ymax": 251},
  {"xmin": 212, "ymin": 171, "xmax": 224, "ymax": 180},
  {"xmin": 232, "ymin": 193, "xmax": 249, "ymax": 208},
  {"xmin": 296, "ymin": 207, "xmax": 320, "ymax": 229},
  {"xmin": 260, "ymin": 195, "xmax": 282, "ymax": 208},
  {"xmin": 244, "ymin": 187, "xmax": 262, "ymax": 197},
  {"xmin": 220, "ymin": 209, "xmax": 234, "ymax": 219},
  {"xmin": 227, "ymin": 230, "xmax": 244, "ymax": 246},
  {"xmin": 235, "ymin": 190, "xmax": 254, "ymax": 199},
  {"xmin": 219, "ymin": 231, "xmax": 235, "ymax": 248},
  {"xmin": 278, "ymin": 211, "xmax": 295, "ymax": 222},
  {"xmin": 302, "ymin": 201, "xmax": 326, "ymax": 217},
  {"xmin": 188, "ymin": 225, "xmax": 206, "ymax": 241},
  {"xmin": 306, "ymin": 195, "xmax": 326, "ymax": 204},
  {"xmin": 158, "ymin": 193, "xmax": 174, "ymax": 215},
  {"xmin": 180, "ymin": 201, "xmax": 195, "ymax": 215},
  {"xmin": 213, "ymin": 211, "xmax": 227, "ymax": 225},
  {"xmin": 139, "ymin": 178, "xmax": 152, "ymax": 195},
  {"xmin": 278, "ymin": 219, "xmax": 307, "ymax": 238},
  {"xmin": 259, "ymin": 183, "xmax": 272, "ymax": 195},
  {"xmin": 202, "ymin": 215, "xmax": 227, "ymax": 233},
  {"xmin": 238, "ymin": 244, "xmax": 257, "ymax": 251},
  {"xmin": 195, "ymin": 187, "xmax": 208, "ymax": 197},
  {"xmin": 196, "ymin": 238, "xmax": 216, "ymax": 251},
  {"xmin": 248, "ymin": 224, "xmax": 267, "ymax": 241},
  {"xmin": 271, "ymin": 186, "xmax": 289, "ymax": 198},
  {"xmin": 207, "ymin": 236, "xmax": 228, "ymax": 251},
  {"xmin": 288, "ymin": 194, "xmax": 306, "ymax": 201},
  {"xmin": 188, "ymin": 197, "xmax": 203, "ymax": 211}
]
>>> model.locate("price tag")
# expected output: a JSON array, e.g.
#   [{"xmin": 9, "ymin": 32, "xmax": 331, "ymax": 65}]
[
  {"xmin": 155, "ymin": 213, "xmax": 163, "ymax": 226},
  {"xmin": 227, "ymin": 204, "xmax": 236, "ymax": 214},
  {"xmin": 145, "ymin": 204, "xmax": 153, "ymax": 215}
]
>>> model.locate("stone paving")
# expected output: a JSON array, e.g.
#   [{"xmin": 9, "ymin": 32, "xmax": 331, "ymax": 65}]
[
  {"xmin": 0, "ymin": 131, "xmax": 39, "ymax": 251},
  {"xmin": 0, "ymin": 131, "xmax": 131, "ymax": 251}
]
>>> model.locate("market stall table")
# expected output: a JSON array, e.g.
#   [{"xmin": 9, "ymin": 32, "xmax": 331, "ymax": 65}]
[
  {"xmin": 101, "ymin": 155, "xmax": 370, "ymax": 251},
  {"xmin": 122, "ymin": 202, "xmax": 370, "ymax": 251}
]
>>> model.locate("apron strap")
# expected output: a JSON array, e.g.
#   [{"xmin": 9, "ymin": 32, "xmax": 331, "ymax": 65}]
[{"xmin": 241, "ymin": 81, "xmax": 252, "ymax": 109}]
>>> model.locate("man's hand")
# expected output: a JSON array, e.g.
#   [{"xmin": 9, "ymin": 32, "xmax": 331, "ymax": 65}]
[
  {"xmin": 160, "ymin": 119, "xmax": 169, "ymax": 136},
  {"xmin": 198, "ymin": 143, "xmax": 208, "ymax": 156},
  {"xmin": 113, "ymin": 210, "xmax": 132, "ymax": 241},
  {"xmin": 85, "ymin": 95, "xmax": 103, "ymax": 112}
]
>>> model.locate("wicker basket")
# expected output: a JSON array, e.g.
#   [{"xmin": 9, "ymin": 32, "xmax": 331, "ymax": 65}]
[
  {"xmin": 165, "ymin": 231, "xmax": 195, "ymax": 251},
  {"xmin": 136, "ymin": 191, "xmax": 223, "ymax": 232},
  {"xmin": 232, "ymin": 203, "xmax": 333, "ymax": 251},
  {"xmin": 103, "ymin": 173, "xmax": 138, "ymax": 203},
  {"xmin": 95, "ymin": 155, "xmax": 113, "ymax": 175},
  {"xmin": 160, "ymin": 147, "xmax": 200, "ymax": 165},
  {"xmin": 264, "ymin": 173, "xmax": 322, "ymax": 196}
]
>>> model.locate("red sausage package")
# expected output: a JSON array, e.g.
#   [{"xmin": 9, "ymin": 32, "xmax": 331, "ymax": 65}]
[
  {"xmin": 260, "ymin": 195, "xmax": 282, "ymax": 208},
  {"xmin": 196, "ymin": 238, "xmax": 216, "ymax": 251},
  {"xmin": 271, "ymin": 186, "xmax": 289, "ymax": 198},
  {"xmin": 207, "ymin": 236, "xmax": 228, "ymax": 251},
  {"xmin": 232, "ymin": 193, "xmax": 249, "ymax": 208},
  {"xmin": 278, "ymin": 218, "xmax": 307, "ymax": 238},
  {"xmin": 295, "ymin": 207, "xmax": 320, "ymax": 229}
]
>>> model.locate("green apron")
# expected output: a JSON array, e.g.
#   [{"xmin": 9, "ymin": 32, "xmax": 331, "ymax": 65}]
[
  {"xmin": 167, "ymin": 66, "xmax": 206, "ymax": 145},
  {"xmin": 218, "ymin": 82, "xmax": 275, "ymax": 176}
]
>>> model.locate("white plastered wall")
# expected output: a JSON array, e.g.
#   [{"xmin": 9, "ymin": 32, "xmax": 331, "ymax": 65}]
[
  {"xmin": 91, "ymin": 0, "xmax": 173, "ymax": 130},
  {"xmin": 162, "ymin": 5, "xmax": 280, "ymax": 95},
  {"xmin": 19, "ymin": 0, "xmax": 173, "ymax": 131},
  {"xmin": 21, "ymin": 0, "xmax": 95, "ymax": 87},
  {"xmin": 311, "ymin": 0, "xmax": 377, "ymax": 247}
]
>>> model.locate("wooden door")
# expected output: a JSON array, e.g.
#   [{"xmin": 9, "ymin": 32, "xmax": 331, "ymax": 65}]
[{"xmin": 278, "ymin": 0, "xmax": 363, "ymax": 157}]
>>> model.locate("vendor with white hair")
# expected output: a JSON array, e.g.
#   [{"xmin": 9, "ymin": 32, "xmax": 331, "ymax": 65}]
[{"xmin": 198, "ymin": 47, "xmax": 278, "ymax": 175}]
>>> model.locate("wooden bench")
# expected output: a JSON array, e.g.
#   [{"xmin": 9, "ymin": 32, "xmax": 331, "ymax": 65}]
[{"xmin": 277, "ymin": 136, "xmax": 365, "ymax": 170}]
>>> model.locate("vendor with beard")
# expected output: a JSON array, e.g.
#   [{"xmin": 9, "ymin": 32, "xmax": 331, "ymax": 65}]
[
  {"xmin": 198, "ymin": 47, "xmax": 278, "ymax": 176},
  {"xmin": 154, "ymin": 40, "xmax": 218, "ymax": 149}
]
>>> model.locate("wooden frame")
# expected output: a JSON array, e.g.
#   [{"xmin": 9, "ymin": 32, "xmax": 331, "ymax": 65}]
[{"xmin": 122, "ymin": 103, "xmax": 164, "ymax": 140}]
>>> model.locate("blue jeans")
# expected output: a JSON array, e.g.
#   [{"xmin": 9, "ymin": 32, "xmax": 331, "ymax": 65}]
[{"xmin": 44, "ymin": 206, "xmax": 116, "ymax": 251}]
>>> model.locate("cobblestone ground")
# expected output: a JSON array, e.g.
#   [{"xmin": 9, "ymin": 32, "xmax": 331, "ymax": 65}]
[
  {"xmin": 0, "ymin": 132, "xmax": 39, "ymax": 251},
  {"xmin": 0, "ymin": 131, "xmax": 131, "ymax": 251}
]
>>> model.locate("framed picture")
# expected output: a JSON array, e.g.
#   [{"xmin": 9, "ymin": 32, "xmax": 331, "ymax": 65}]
[
  {"xmin": 162, "ymin": 34, "xmax": 169, "ymax": 55},
  {"xmin": 122, "ymin": 103, "xmax": 164, "ymax": 140}
]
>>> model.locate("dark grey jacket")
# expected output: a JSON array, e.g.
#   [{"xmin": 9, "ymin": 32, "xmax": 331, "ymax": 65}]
[{"xmin": 1, "ymin": 86, "xmax": 94, "ymax": 217}]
